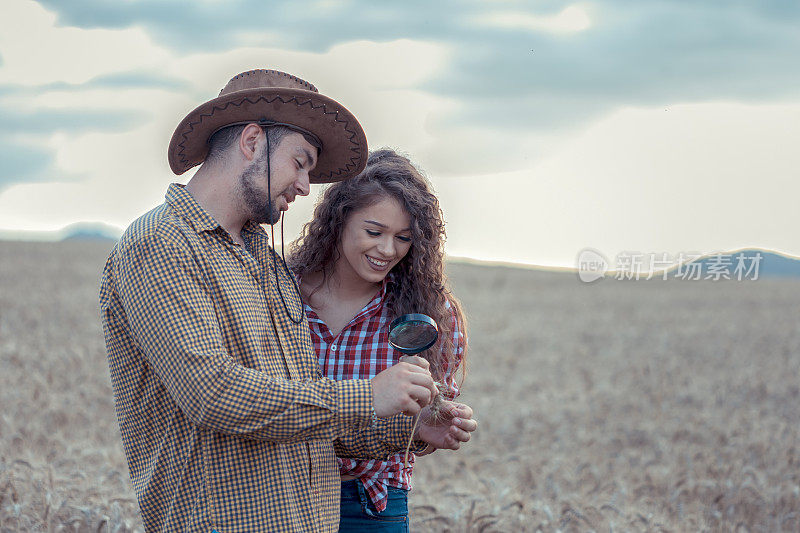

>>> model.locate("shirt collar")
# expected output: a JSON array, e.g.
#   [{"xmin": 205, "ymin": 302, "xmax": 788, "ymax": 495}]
[
  {"xmin": 242, "ymin": 220, "xmax": 269, "ymax": 239},
  {"xmin": 349, "ymin": 277, "xmax": 389, "ymax": 324},
  {"xmin": 166, "ymin": 183, "xmax": 221, "ymax": 233},
  {"xmin": 166, "ymin": 183, "xmax": 269, "ymax": 238},
  {"xmin": 301, "ymin": 274, "xmax": 391, "ymax": 326}
]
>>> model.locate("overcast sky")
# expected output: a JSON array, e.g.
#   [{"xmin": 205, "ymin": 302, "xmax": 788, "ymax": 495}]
[{"xmin": 1, "ymin": 0, "xmax": 798, "ymax": 266}]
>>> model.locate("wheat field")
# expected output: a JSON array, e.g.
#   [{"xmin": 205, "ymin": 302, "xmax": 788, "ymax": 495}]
[{"xmin": 1, "ymin": 241, "xmax": 798, "ymax": 532}]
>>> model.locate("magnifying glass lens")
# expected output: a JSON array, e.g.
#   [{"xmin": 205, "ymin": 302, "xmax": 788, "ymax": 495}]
[{"xmin": 389, "ymin": 313, "xmax": 438, "ymax": 354}]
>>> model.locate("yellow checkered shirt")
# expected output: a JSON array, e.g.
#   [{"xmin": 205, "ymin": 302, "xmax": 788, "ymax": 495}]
[{"xmin": 99, "ymin": 184, "xmax": 418, "ymax": 532}]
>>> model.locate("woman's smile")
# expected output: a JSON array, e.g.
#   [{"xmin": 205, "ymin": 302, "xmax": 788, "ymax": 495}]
[{"xmin": 366, "ymin": 255, "xmax": 391, "ymax": 270}]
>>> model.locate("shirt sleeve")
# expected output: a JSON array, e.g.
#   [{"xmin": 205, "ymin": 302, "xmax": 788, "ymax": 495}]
[
  {"xmin": 439, "ymin": 298, "xmax": 466, "ymax": 401},
  {"xmin": 333, "ymin": 414, "xmax": 428, "ymax": 460},
  {"xmin": 114, "ymin": 231, "xmax": 374, "ymax": 443}
]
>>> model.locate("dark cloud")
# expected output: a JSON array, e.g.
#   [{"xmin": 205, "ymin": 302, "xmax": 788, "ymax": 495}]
[
  {"xmin": 6, "ymin": 1, "xmax": 800, "ymax": 180},
  {"xmin": 81, "ymin": 70, "xmax": 190, "ymax": 90},
  {"xmin": 0, "ymin": 107, "xmax": 142, "ymax": 133},
  {"xmin": 425, "ymin": 2, "xmax": 800, "ymax": 131},
  {"xmin": 33, "ymin": 0, "xmax": 800, "ymax": 131},
  {"xmin": 0, "ymin": 137, "xmax": 54, "ymax": 188},
  {"xmin": 34, "ymin": 0, "xmax": 465, "ymax": 51},
  {"xmin": 0, "ymin": 71, "xmax": 188, "ymax": 94}
]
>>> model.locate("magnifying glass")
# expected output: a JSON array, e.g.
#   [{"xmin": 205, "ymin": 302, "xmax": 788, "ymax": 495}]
[{"xmin": 389, "ymin": 313, "xmax": 439, "ymax": 354}]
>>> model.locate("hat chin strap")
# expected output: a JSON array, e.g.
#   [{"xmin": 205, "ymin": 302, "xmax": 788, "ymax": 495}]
[{"xmin": 265, "ymin": 126, "xmax": 304, "ymax": 324}]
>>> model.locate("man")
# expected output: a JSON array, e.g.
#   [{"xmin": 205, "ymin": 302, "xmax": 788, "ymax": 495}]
[{"xmin": 99, "ymin": 69, "xmax": 476, "ymax": 532}]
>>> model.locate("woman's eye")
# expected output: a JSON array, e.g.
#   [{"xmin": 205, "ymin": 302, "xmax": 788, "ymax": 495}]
[
  {"xmin": 397, "ymin": 235, "xmax": 411, "ymax": 243},
  {"xmin": 295, "ymin": 160, "xmax": 302, "ymax": 169},
  {"xmin": 366, "ymin": 230, "xmax": 380, "ymax": 237}
]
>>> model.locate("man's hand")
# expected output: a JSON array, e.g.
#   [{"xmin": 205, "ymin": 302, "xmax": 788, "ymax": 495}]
[
  {"xmin": 371, "ymin": 356, "xmax": 438, "ymax": 417},
  {"xmin": 415, "ymin": 401, "xmax": 477, "ymax": 450}
]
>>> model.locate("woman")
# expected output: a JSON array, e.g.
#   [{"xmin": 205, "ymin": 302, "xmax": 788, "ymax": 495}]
[{"xmin": 289, "ymin": 149, "xmax": 468, "ymax": 531}]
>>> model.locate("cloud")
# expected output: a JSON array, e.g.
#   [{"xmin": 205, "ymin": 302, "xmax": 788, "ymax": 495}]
[
  {"xmin": 32, "ymin": 1, "xmax": 800, "ymax": 103},
  {"xmin": 473, "ymin": 4, "xmax": 592, "ymax": 34},
  {"xmin": 80, "ymin": 71, "xmax": 190, "ymax": 91},
  {"xmin": 0, "ymin": 105, "xmax": 143, "ymax": 189},
  {"xmin": 0, "ymin": 72, "xmax": 187, "ymax": 94},
  {"xmin": 435, "ymin": 101, "xmax": 800, "ymax": 266},
  {"xmin": 0, "ymin": 138, "xmax": 53, "ymax": 187},
  {"xmin": 0, "ymin": 31, "xmax": 456, "ymax": 232},
  {"xmin": 0, "ymin": 106, "xmax": 141, "ymax": 133},
  {"xmin": 2, "ymin": 0, "xmax": 800, "ymax": 266},
  {"xmin": 11, "ymin": 0, "xmax": 799, "ymax": 179},
  {"xmin": 0, "ymin": 0, "xmax": 187, "ymax": 189},
  {"xmin": 0, "ymin": 0, "xmax": 170, "ymax": 86}
]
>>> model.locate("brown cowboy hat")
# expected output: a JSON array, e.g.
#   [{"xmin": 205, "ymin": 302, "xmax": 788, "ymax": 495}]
[{"xmin": 168, "ymin": 69, "xmax": 367, "ymax": 183}]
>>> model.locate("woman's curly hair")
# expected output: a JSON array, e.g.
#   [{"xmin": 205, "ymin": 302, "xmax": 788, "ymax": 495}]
[{"xmin": 289, "ymin": 148, "xmax": 467, "ymax": 384}]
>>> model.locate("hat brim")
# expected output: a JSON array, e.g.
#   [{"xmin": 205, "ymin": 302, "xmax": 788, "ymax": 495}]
[{"xmin": 168, "ymin": 87, "xmax": 367, "ymax": 184}]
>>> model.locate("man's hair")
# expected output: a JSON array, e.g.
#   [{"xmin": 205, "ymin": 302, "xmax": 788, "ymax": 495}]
[{"xmin": 206, "ymin": 124, "xmax": 294, "ymax": 163}]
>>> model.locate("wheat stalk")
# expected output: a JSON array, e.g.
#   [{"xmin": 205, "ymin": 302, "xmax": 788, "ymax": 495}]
[{"xmin": 403, "ymin": 383, "xmax": 446, "ymax": 468}]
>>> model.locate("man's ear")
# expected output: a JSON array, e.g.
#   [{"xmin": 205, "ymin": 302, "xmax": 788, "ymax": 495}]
[{"xmin": 239, "ymin": 123, "xmax": 263, "ymax": 162}]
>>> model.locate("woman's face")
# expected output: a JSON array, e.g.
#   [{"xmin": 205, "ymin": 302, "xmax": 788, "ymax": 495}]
[{"xmin": 337, "ymin": 196, "xmax": 413, "ymax": 284}]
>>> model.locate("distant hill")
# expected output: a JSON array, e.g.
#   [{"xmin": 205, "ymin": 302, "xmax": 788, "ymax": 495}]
[
  {"xmin": 672, "ymin": 248, "xmax": 800, "ymax": 279},
  {"xmin": 0, "ymin": 222, "xmax": 122, "ymax": 243},
  {"xmin": 60, "ymin": 222, "xmax": 122, "ymax": 242},
  {"xmin": 452, "ymin": 249, "xmax": 800, "ymax": 280}
]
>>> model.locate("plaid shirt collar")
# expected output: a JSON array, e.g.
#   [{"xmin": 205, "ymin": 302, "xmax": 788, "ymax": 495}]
[
  {"xmin": 165, "ymin": 182, "xmax": 267, "ymax": 239},
  {"xmin": 304, "ymin": 275, "xmax": 393, "ymax": 333}
]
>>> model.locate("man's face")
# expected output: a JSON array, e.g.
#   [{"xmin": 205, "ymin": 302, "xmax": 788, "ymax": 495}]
[{"xmin": 238, "ymin": 131, "xmax": 316, "ymax": 224}]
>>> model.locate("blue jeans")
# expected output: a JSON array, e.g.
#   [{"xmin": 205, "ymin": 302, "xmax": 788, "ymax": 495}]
[{"xmin": 339, "ymin": 480, "xmax": 409, "ymax": 532}]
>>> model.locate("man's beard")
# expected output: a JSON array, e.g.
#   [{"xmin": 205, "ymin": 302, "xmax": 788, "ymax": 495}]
[{"xmin": 238, "ymin": 149, "xmax": 281, "ymax": 225}]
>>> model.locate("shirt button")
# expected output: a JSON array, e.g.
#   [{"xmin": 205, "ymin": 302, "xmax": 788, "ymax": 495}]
[{"xmin": 331, "ymin": 345, "xmax": 337, "ymax": 351}]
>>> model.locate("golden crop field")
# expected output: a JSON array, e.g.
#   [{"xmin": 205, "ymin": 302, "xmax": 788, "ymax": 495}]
[{"xmin": 1, "ymin": 240, "xmax": 799, "ymax": 532}]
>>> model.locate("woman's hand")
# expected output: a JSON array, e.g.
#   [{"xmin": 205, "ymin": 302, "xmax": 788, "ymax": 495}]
[{"xmin": 414, "ymin": 401, "xmax": 477, "ymax": 450}]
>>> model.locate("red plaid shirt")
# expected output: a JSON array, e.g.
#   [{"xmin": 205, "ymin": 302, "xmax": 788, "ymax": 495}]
[{"xmin": 303, "ymin": 278, "xmax": 465, "ymax": 512}]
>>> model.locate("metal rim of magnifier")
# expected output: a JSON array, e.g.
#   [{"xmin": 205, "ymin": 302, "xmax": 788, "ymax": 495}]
[{"xmin": 389, "ymin": 313, "xmax": 439, "ymax": 354}]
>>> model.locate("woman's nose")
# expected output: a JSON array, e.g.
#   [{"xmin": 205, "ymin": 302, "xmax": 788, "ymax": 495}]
[{"xmin": 377, "ymin": 237, "xmax": 395, "ymax": 257}]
